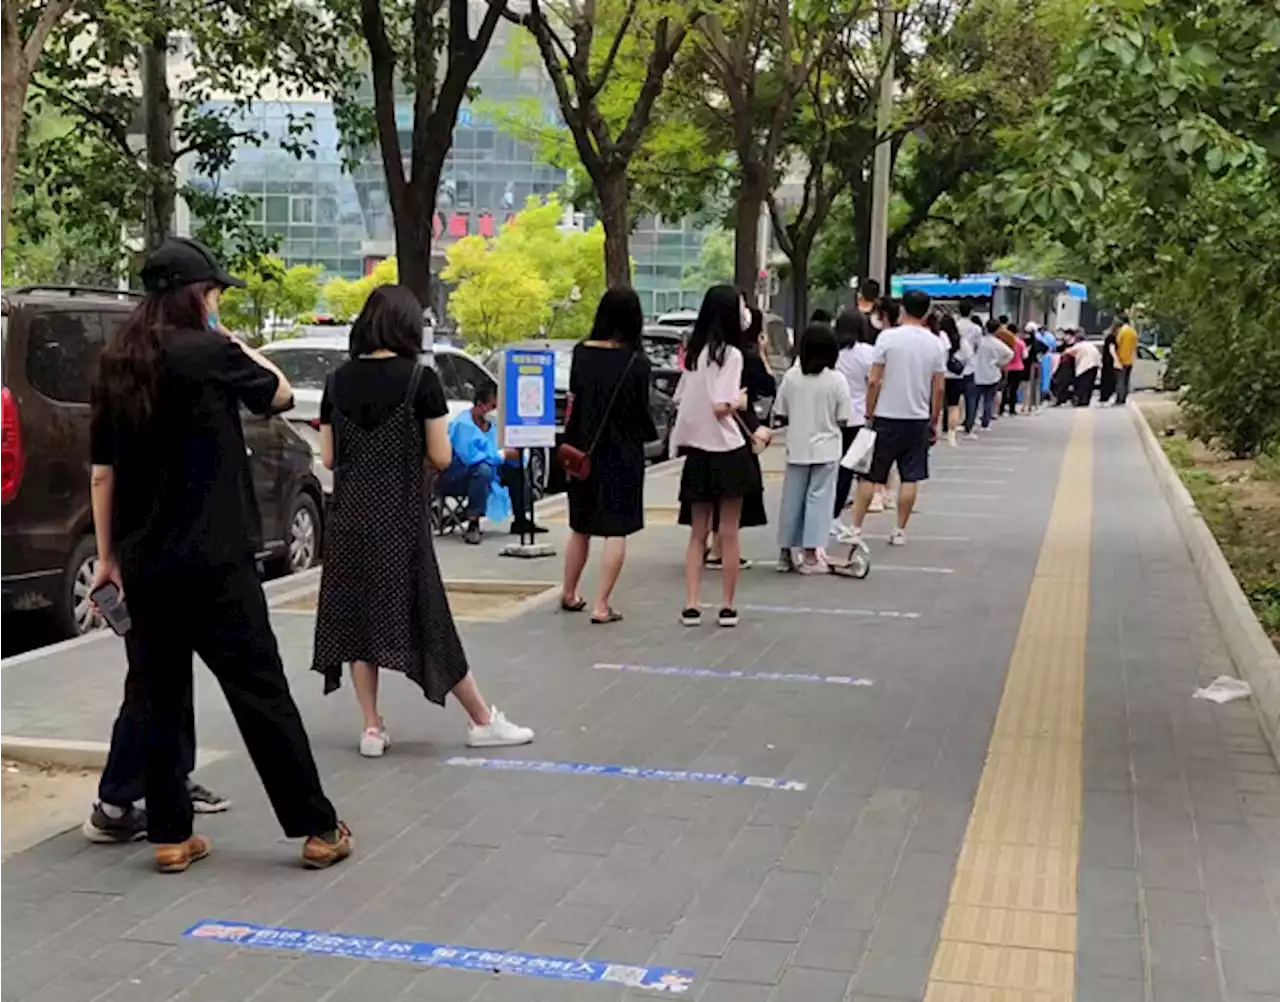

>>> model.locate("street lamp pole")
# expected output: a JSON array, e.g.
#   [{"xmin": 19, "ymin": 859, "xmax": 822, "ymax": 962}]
[{"xmin": 867, "ymin": 0, "xmax": 896, "ymax": 290}]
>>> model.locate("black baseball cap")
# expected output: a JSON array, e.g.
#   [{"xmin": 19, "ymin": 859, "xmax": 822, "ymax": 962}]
[{"xmin": 140, "ymin": 237, "xmax": 246, "ymax": 292}]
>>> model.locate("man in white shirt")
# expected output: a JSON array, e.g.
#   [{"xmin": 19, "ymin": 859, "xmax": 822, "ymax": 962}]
[
  {"xmin": 956, "ymin": 299, "xmax": 984, "ymax": 432},
  {"xmin": 850, "ymin": 289, "xmax": 946, "ymax": 546}
]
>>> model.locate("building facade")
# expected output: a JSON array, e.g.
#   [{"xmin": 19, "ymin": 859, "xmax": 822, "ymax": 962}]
[{"xmin": 191, "ymin": 19, "xmax": 707, "ymax": 318}]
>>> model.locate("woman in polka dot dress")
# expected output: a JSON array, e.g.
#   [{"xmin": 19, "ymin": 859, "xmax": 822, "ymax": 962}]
[{"xmin": 311, "ymin": 286, "xmax": 533, "ymax": 757}]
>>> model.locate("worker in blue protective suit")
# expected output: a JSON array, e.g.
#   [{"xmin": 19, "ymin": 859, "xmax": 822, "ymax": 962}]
[{"xmin": 440, "ymin": 382, "xmax": 547, "ymax": 544}]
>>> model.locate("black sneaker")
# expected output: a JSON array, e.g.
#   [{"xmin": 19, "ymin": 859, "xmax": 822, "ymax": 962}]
[
  {"xmin": 680, "ymin": 607, "xmax": 701, "ymax": 627},
  {"xmin": 718, "ymin": 607, "xmax": 739, "ymax": 628},
  {"xmin": 189, "ymin": 781, "xmax": 232, "ymax": 814},
  {"xmin": 83, "ymin": 803, "xmax": 147, "ymax": 843},
  {"xmin": 463, "ymin": 523, "xmax": 483, "ymax": 545}
]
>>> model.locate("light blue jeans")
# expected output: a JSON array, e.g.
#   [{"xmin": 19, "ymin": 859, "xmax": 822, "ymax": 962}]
[{"xmin": 777, "ymin": 462, "xmax": 837, "ymax": 550}]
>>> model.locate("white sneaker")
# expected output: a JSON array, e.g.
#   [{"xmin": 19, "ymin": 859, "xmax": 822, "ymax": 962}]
[
  {"xmin": 948, "ymin": 430, "xmax": 958, "ymax": 447},
  {"xmin": 797, "ymin": 556, "xmax": 829, "ymax": 575},
  {"xmin": 888, "ymin": 529, "xmax": 907, "ymax": 546},
  {"xmin": 883, "ymin": 495, "xmax": 897, "ymax": 511},
  {"xmin": 830, "ymin": 518, "xmax": 844, "ymax": 538},
  {"xmin": 467, "ymin": 707, "xmax": 534, "ymax": 748},
  {"xmin": 776, "ymin": 548, "xmax": 796, "ymax": 573},
  {"xmin": 359, "ymin": 726, "xmax": 389, "ymax": 758},
  {"xmin": 867, "ymin": 494, "xmax": 885, "ymax": 514},
  {"xmin": 835, "ymin": 523, "xmax": 858, "ymax": 543}
]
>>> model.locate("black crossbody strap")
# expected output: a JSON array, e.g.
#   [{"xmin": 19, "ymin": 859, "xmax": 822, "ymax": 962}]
[{"xmin": 584, "ymin": 352, "xmax": 636, "ymax": 459}]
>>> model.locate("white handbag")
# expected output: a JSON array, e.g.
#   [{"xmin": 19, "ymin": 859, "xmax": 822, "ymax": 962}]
[{"xmin": 840, "ymin": 427, "xmax": 877, "ymax": 473}]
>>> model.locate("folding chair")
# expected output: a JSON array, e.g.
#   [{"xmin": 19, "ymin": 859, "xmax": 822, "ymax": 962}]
[{"xmin": 430, "ymin": 481, "xmax": 470, "ymax": 537}]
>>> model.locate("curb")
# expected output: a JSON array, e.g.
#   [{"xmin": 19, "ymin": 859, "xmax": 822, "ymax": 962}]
[
  {"xmin": 0, "ymin": 736, "xmax": 232, "ymax": 771},
  {"xmin": 1129, "ymin": 402, "xmax": 1280, "ymax": 763}
]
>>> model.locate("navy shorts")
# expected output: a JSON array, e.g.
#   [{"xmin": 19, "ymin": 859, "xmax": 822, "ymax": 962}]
[{"xmin": 865, "ymin": 417, "xmax": 931, "ymax": 484}]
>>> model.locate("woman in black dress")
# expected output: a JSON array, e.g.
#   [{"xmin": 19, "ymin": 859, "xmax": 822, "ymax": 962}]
[
  {"xmin": 312, "ymin": 286, "xmax": 533, "ymax": 756},
  {"xmin": 560, "ymin": 287, "xmax": 657, "ymax": 623}
]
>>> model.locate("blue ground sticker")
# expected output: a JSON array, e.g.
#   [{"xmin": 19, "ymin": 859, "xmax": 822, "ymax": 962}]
[
  {"xmin": 594, "ymin": 662, "xmax": 875, "ymax": 686},
  {"xmin": 184, "ymin": 921, "xmax": 695, "ymax": 993},
  {"xmin": 711, "ymin": 602, "xmax": 921, "ymax": 619},
  {"xmin": 444, "ymin": 756, "xmax": 807, "ymax": 791}
]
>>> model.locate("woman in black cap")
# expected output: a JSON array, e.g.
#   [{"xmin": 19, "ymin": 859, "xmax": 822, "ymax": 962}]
[{"xmin": 89, "ymin": 237, "xmax": 351, "ymax": 873}]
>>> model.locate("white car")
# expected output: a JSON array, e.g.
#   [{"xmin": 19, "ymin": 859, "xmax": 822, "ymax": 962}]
[{"xmin": 260, "ymin": 334, "xmax": 495, "ymax": 492}]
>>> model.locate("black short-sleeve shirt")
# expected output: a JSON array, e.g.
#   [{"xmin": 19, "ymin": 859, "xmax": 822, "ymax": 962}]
[
  {"xmin": 90, "ymin": 329, "xmax": 282, "ymax": 576},
  {"xmin": 320, "ymin": 356, "xmax": 447, "ymax": 465}
]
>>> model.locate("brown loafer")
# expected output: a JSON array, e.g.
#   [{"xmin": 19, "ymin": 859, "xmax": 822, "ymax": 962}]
[
  {"xmin": 302, "ymin": 822, "xmax": 353, "ymax": 869},
  {"xmin": 154, "ymin": 834, "xmax": 210, "ymax": 873}
]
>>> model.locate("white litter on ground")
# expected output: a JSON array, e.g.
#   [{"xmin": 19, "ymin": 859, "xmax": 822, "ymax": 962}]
[{"xmin": 1192, "ymin": 676, "xmax": 1253, "ymax": 704}]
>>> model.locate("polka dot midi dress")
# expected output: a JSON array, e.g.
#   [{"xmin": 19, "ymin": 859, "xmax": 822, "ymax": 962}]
[{"xmin": 312, "ymin": 364, "xmax": 469, "ymax": 705}]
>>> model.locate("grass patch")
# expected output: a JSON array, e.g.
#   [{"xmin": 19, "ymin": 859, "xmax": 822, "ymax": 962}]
[{"xmin": 1156, "ymin": 425, "xmax": 1280, "ymax": 642}]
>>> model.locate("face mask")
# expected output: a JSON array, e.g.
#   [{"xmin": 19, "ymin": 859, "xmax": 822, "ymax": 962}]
[
  {"xmin": 739, "ymin": 303, "xmax": 752, "ymax": 332},
  {"xmin": 206, "ymin": 310, "xmax": 219, "ymax": 331},
  {"xmin": 871, "ymin": 315, "xmax": 884, "ymax": 330}
]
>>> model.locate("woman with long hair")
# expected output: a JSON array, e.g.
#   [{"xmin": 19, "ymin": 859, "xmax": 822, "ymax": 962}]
[
  {"xmin": 89, "ymin": 238, "xmax": 350, "ymax": 872},
  {"xmin": 672, "ymin": 285, "xmax": 758, "ymax": 627},
  {"xmin": 939, "ymin": 314, "xmax": 970, "ymax": 444},
  {"xmin": 312, "ymin": 285, "xmax": 533, "ymax": 756},
  {"xmin": 681, "ymin": 305, "xmax": 773, "ymax": 568},
  {"xmin": 559, "ymin": 286, "xmax": 657, "ymax": 623}
]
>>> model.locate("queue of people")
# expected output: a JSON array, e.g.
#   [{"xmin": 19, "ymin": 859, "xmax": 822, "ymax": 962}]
[{"xmin": 82, "ymin": 237, "xmax": 1134, "ymax": 874}]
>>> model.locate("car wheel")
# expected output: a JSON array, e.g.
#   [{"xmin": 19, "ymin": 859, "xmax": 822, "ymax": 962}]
[
  {"xmin": 58, "ymin": 536, "xmax": 104, "ymax": 638},
  {"xmin": 286, "ymin": 494, "xmax": 321, "ymax": 574}
]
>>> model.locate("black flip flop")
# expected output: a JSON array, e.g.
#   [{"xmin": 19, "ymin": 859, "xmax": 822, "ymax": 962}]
[
  {"xmin": 590, "ymin": 608, "xmax": 624, "ymax": 624},
  {"xmin": 560, "ymin": 597, "xmax": 587, "ymax": 612}
]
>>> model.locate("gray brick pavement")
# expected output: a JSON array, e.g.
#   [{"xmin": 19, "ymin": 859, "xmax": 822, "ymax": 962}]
[{"xmin": 2, "ymin": 409, "xmax": 1278, "ymax": 1001}]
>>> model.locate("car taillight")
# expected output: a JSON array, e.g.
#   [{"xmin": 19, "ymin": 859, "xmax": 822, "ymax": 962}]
[{"xmin": 2, "ymin": 387, "xmax": 24, "ymax": 504}]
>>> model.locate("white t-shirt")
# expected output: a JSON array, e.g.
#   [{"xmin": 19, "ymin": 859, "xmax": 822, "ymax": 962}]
[
  {"xmin": 835, "ymin": 343, "xmax": 875, "ymax": 424},
  {"xmin": 775, "ymin": 367, "xmax": 854, "ymax": 465},
  {"xmin": 1070, "ymin": 340, "xmax": 1101, "ymax": 374},
  {"xmin": 871, "ymin": 324, "xmax": 946, "ymax": 421},
  {"xmin": 973, "ymin": 334, "xmax": 1014, "ymax": 385},
  {"xmin": 958, "ymin": 317, "xmax": 984, "ymax": 376},
  {"xmin": 672, "ymin": 345, "xmax": 745, "ymax": 452}
]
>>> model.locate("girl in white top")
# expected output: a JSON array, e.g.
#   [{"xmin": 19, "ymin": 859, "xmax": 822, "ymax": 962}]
[
  {"xmin": 832, "ymin": 309, "xmax": 877, "ymax": 540},
  {"xmin": 672, "ymin": 286, "xmax": 755, "ymax": 629},
  {"xmin": 775, "ymin": 324, "xmax": 853, "ymax": 573}
]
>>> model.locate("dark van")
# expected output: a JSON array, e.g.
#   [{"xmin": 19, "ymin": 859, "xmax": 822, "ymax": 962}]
[{"xmin": 1, "ymin": 286, "xmax": 324, "ymax": 638}]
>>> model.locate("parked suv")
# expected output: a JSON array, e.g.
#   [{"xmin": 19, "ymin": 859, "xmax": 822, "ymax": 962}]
[{"xmin": 1, "ymin": 286, "xmax": 325, "ymax": 637}]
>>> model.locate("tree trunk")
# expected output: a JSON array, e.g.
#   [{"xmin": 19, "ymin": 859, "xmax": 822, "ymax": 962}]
[
  {"xmin": 790, "ymin": 242, "xmax": 810, "ymax": 332},
  {"xmin": 0, "ymin": 53, "xmax": 27, "ymax": 245},
  {"xmin": 397, "ymin": 156, "xmax": 443, "ymax": 307},
  {"xmin": 141, "ymin": 28, "xmax": 175, "ymax": 249},
  {"xmin": 734, "ymin": 161, "xmax": 767, "ymax": 293},
  {"xmin": 395, "ymin": 181, "xmax": 436, "ymax": 308},
  {"xmin": 598, "ymin": 167, "xmax": 631, "ymax": 287}
]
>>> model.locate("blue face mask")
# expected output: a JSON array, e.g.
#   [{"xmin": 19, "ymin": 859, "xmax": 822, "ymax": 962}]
[{"xmin": 206, "ymin": 310, "xmax": 219, "ymax": 331}]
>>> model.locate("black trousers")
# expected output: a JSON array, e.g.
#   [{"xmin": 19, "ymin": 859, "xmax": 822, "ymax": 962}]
[
  {"xmin": 501, "ymin": 463, "xmax": 529, "ymax": 524},
  {"xmin": 98, "ymin": 667, "xmax": 196, "ymax": 808},
  {"xmin": 124, "ymin": 559, "xmax": 338, "ymax": 844},
  {"xmin": 1074, "ymin": 368, "xmax": 1098, "ymax": 406},
  {"xmin": 832, "ymin": 426, "xmax": 861, "ymax": 517}
]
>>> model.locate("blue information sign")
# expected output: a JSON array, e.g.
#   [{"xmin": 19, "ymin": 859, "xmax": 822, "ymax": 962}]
[{"xmin": 501, "ymin": 349, "xmax": 557, "ymax": 449}]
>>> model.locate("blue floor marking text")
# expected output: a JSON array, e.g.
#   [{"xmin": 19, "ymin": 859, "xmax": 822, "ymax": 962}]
[
  {"xmin": 184, "ymin": 921, "xmax": 695, "ymax": 993},
  {"xmin": 444, "ymin": 756, "xmax": 807, "ymax": 791},
  {"xmin": 594, "ymin": 662, "xmax": 874, "ymax": 686}
]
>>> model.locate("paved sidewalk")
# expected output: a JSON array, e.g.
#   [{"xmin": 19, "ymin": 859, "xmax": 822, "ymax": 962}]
[{"xmin": 3, "ymin": 407, "xmax": 1279, "ymax": 1002}]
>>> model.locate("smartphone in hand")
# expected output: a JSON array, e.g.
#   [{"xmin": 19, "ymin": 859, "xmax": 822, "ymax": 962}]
[{"xmin": 90, "ymin": 582, "xmax": 132, "ymax": 636}]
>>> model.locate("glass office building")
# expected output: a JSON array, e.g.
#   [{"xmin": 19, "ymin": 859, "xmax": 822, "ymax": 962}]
[{"xmin": 191, "ymin": 19, "xmax": 707, "ymax": 317}]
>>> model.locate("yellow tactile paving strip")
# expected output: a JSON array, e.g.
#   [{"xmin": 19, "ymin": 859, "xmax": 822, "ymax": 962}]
[{"xmin": 926, "ymin": 412, "xmax": 1092, "ymax": 1002}]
